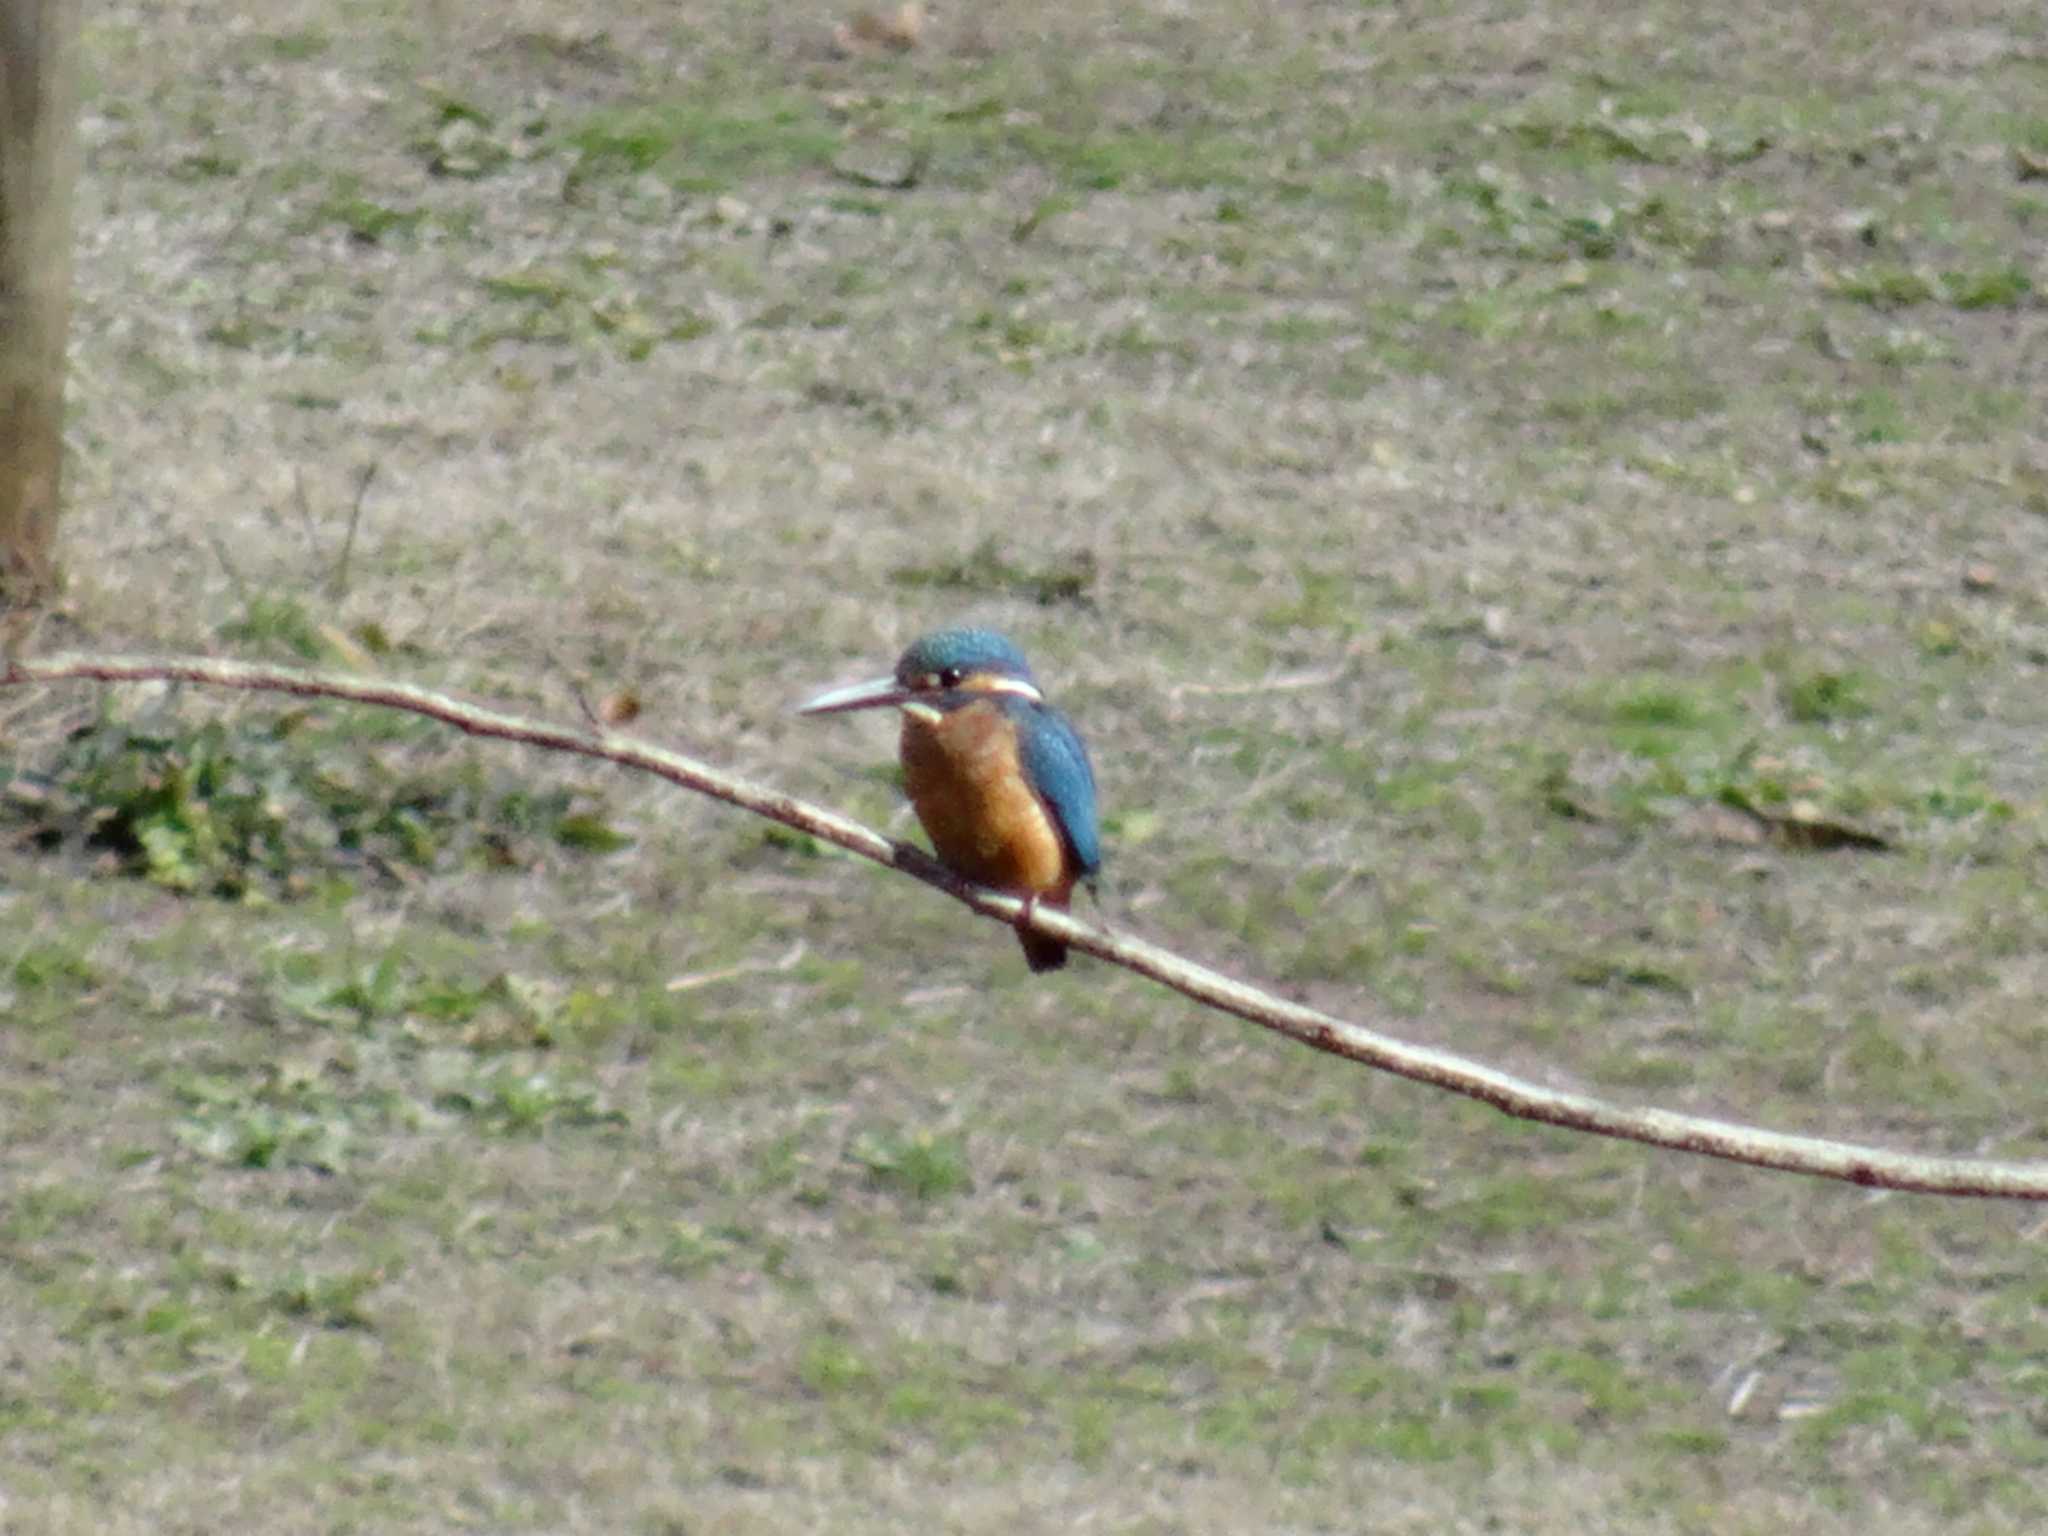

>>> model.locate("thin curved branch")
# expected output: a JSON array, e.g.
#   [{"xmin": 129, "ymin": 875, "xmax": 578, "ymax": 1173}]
[{"xmin": 7, "ymin": 650, "xmax": 2045, "ymax": 1201}]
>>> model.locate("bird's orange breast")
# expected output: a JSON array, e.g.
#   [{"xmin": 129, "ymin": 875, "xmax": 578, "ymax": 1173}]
[{"xmin": 899, "ymin": 701, "xmax": 1073, "ymax": 901}]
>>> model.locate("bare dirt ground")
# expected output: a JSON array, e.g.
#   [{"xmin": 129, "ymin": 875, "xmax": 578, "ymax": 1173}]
[{"xmin": 5, "ymin": 0, "xmax": 2048, "ymax": 1530}]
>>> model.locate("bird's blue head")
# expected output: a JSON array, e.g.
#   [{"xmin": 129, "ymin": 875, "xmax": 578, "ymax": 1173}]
[
  {"xmin": 892, "ymin": 628, "xmax": 1036, "ymax": 695},
  {"xmin": 798, "ymin": 627, "xmax": 1043, "ymax": 716}
]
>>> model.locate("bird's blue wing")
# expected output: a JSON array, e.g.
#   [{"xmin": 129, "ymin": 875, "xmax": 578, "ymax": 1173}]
[{"xmin": 1008, "ymin": 698, "xmax": 1102, "ymax": 879}]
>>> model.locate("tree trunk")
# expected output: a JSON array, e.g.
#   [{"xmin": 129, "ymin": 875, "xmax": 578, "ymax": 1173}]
[{"xmin": 0, "ymin": 0, "xmax": 80, "ymax": 605}]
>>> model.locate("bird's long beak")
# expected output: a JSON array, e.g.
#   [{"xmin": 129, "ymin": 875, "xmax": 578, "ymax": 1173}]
[{"xmin": 795, "ymin": 675, "xmax": 907, "ymax": 715}]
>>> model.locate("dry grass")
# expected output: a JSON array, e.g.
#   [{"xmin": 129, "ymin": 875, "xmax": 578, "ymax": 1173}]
[{"xmin": 6, "ymin": 0, "xmax": 2048, "ymax": 1529}]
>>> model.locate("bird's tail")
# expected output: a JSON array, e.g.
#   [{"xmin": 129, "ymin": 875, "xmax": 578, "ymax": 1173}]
[
  {"xmin": 1019, "ymin": 931, "xmax": 1068, "ymax": 972},
  {"xmin": 1018, "ymin": 891, "xmax": 1071, "ymax": 972}
]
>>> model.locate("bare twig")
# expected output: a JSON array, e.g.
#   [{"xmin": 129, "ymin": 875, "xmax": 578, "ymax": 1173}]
[
  {"xmin": 7, "ymin": 649, "xmax": 2047, "ymax": 1201},
  {"xmin": 543, "ymin": 647, "xmax": 605, "ymax": 734},
  {"xmin": 290, "ymin": 467, "xmax": 320, "ymax": 557},
  {"xmin": 329, "ymin": 462, "xmax": 377, "ymax": 600},
  {"xmin": 1168, "ymin": 664, "xmax": 1350, "ymax": 699},
  {"xmin": 667, "ymin": 939, "xmax": 808, "ymax": 993},
  {"xmin": 205, "ymin": 533, "xmax": 249, "ymax": 605}
]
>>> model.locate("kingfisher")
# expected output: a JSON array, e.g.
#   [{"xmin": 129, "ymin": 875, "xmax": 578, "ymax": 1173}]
[{"xmin": 797, "ymin": 627, "xmax": 1102, "ymax": 971}]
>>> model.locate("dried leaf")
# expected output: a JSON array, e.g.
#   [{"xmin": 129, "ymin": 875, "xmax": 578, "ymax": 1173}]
[
  {"xmin": 596, "ymin": 688, "xmax": 642, "ymax": 727},
  {"xmin": 316, "ymin": 623, "xmax": 377, "ymax": 671},
  {"xmin": 1690, "ymin": 800, "xmax": 1769, "ymax": 846},
  {"xmin": 830, "ymin": 144, "xmax": 928, "ymax": 190},
  {"xmin": 1713, "ymin": 790, "xmax": 1892, "ymax": 852},
  {"xmin": 831, "ymin": 2, "xmax": 926, "ymax": 55}
]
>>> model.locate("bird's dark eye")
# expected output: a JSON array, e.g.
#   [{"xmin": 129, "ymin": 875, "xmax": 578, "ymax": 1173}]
[{"xmin": 938, "ymin": 666, "xmax": 964, "ymax": 688}]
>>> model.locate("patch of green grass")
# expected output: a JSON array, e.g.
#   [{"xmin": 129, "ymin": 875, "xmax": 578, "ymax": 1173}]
[
  {"xmin": 1832, "ymin": 264, "xmax": 1939, "ymax": 308},
  {"xmin": 1541, "ymin": 369, "xmax": 1727, "ymax": 427},
  {"xmin": 414, "ymin": 95, "xmax": 524, "ymax": 179},
  {"xmin": 10, "ymin": 936, "xmax": 101, "ymax": 996},
  {"xmin": 318, "ymin": 192, "xmax": 426, "ymax": 246},
  {"xmin": 1257, "ymin": 566, "xmax": 1359, "ymax": 633},
  {"xmin": 260, "ymin": 29, "xmax": 330, "ymax": 62},
  {"xmin": 847, "ymin": 1126, "xmax": 974, "ymax": 1201},
  {"xmin": 890, "ymin": 536, "xmax": 1097, "ymax": 607},
  {"xmin": 458, "ymin": 262, "xmax": 674, "ymax": 359},
  {"xmin": 270, "ymin": 1266, "xmax": 387, "ymax": 1330},
  {"xmin": 1943, "ymin": 265, "xmax": 2033, "ymax": 310},
  {"xmin": 1611, "ymin": 684, "xmax": 1711, "ymax": 730},
  {"xmin": 1567, "ymin": 953, "xmax": 1693, "ymax": 998},
  {"xmin": 1439, "ymin": 1169, "xmax": 1620, "ymax": 1242},
  {"xmin": 437, "ymin": 1065, "xmax": 625, "ymax": 1135},
  {"xmin": 565, "ymin": 96, "xmax": 839, "ymax": 192},
  {"xmin": 217, "ymin": 593, "xmax": 327, "ymax": 659},
  {"xmin": 796, "ymin": 1332, "xmax": 873, "ymax": 1396},
  {"xmin": 153, "ymin": 943, "xmax": 632, "ymax": 1171},
  {"xmin": 1503, "ymin": 114, "xmax": 1676, "ymax": 166},
  {"xmin": 169, "ymin": 150, "xmax": 241, "ymax": 181},
  {"xmin": 1832, "ymin": 262, "xmax": 2035, "ymax": 311},
  {"xmin": 1780, "ymin": 667, "xmax": 1874, "ymax": 724},
  {"xmin": 1018, "ymin": 121, "xmax": 1260, "ymax": 194},
  {"xmin": 3, "ymin": 707, "xmax": 630, "ymax": 900},
  {"xmin": 1594, "ymin": 674, "xmax": 1747, "ymax": 759},
  {"xmin": 1845, "ymin": 388, "xmax": 1909, "ymax": 444}
]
